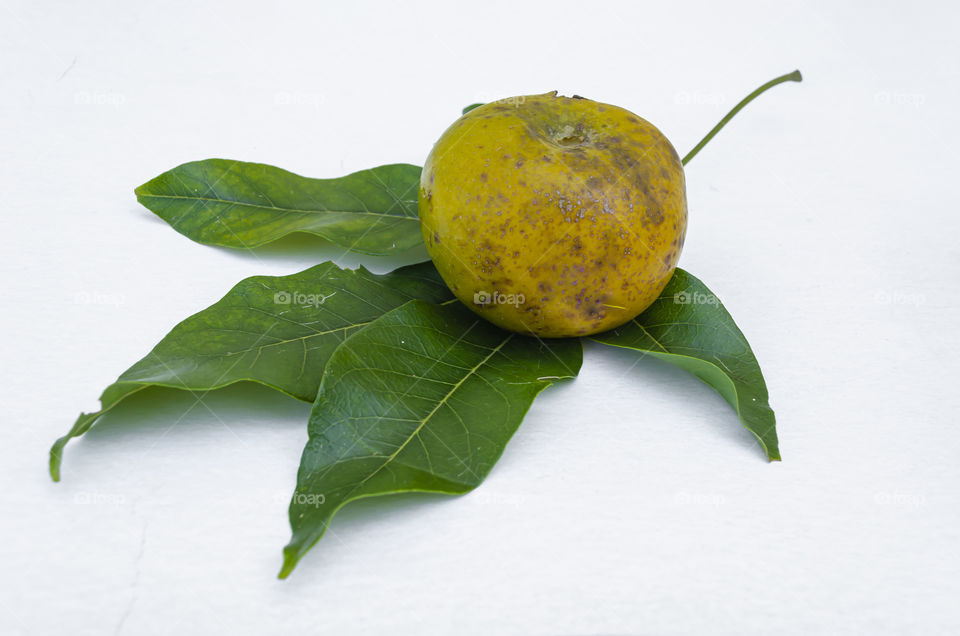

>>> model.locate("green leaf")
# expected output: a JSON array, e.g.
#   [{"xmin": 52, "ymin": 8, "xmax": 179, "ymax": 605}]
[
  {"xmin": 280, "ymin": 300, "xmax": 582, "ymax": 578},
  {"xmin": 590, "ymin": 268, "xmax": 779, "ymax": 461},
  {"xmin": 49, "ymin": 262, "xmax": 452, "ymax": 481},
  {"xmin": 461, "ymin": 102, "xmax": 484, "ymax": 114},
  {"xmin": 135, "ymin": 160, "xmax": 424, "ymax": 255}
]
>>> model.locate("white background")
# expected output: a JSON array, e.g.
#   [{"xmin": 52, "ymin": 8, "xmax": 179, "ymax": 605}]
[{"xmin": 2, "ymin": 1, "xmax": 958, "ymax": 634}]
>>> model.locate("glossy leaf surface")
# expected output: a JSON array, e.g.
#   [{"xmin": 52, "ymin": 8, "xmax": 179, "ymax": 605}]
[
  {"xmin": 49, "ymin": 262, "xmax": 452, "ymax": 480},
  {"xmin": 136, "ymin": 160, "xmax": 423, "ymax": 255},
  {"xmin": 281, "ymin": 300, "xmax": 582, "ymax": 577},
  {"xmin": 591, "ymin": 268, "xmax": 779, "ymax": 460}
]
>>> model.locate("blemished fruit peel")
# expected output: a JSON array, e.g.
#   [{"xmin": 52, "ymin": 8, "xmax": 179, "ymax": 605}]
[{"xmin": 419, "ymin": 92, "xmax": 687, "ymax": 337}]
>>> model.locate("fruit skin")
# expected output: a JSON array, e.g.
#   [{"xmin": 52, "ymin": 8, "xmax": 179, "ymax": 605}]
[{"xmin": 419, "ymin": 92, "xmax": 687, "ymax": 338}]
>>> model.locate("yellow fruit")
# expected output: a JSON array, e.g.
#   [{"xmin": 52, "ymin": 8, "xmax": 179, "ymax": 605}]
[{"xmin": 419, "ymin": 91, "xmax": 687, "ymax": 337}]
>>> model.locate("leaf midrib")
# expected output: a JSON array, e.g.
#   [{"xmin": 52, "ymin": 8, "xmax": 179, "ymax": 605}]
[
  {"xmin": 188, "ymin": 320, "xmax": 371, "ymax": 360},
  {"xmin": 348, "ymin": 332, "xmax": 515, "ymax": 491},
  {"xmin": 137, "ymin": 192, "xmax": 418, "ymax": 220}
]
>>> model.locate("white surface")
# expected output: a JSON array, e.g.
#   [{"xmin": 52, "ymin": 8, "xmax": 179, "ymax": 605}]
[{"xmin": 2, "ymin": 1, "xmax": 958, "ymax": 634}]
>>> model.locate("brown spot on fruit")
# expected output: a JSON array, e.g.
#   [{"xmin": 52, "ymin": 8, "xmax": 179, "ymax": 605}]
[
  {"xmin": 645, "ymin": 206, "xmax": 664, "ymax": 226},
  {"xmin": 585, "ymin": 303, "xmax": 606, "ymax": 319}
]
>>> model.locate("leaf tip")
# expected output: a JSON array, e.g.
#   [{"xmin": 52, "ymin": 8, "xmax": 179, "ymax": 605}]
[
  {"xmin": 133, "ymin": 178, "xmax": 153, "ymax": 199},
  {"xmin": 49, "ymin": 442, "xmax": 64, "ymax": 482},
  {"xmin": 277, "ymin": 548, "xmax": 299, "ymax": 580}
]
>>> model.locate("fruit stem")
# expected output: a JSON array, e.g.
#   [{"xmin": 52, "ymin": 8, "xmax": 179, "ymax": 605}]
[{"xmin": 681, "ymin": 69, "xmax": 802, "ymax": 166}]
